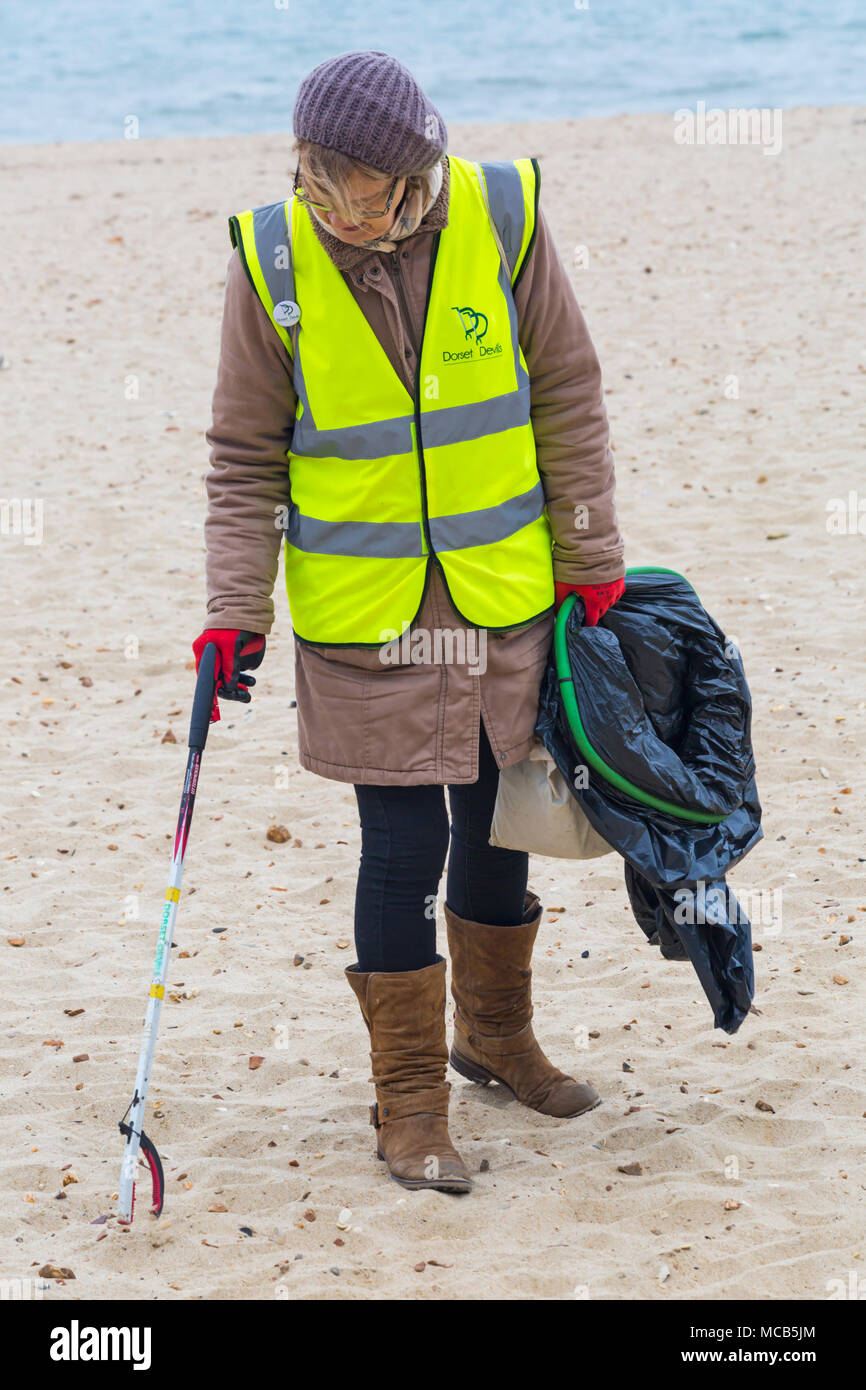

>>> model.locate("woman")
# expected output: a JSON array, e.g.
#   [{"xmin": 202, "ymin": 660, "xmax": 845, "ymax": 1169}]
[{"xmin": 195, "ymin": 50, "xmax": 625, "ymax": 1195}]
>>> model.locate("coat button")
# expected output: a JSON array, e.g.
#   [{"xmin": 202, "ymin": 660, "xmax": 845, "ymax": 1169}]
[
  {"xmin": 382, "ymin": 1107, "xmax": 389, "ymax": 1117},
  {"xmin": 401, "ymin": 250, "xmax": 409, "ymax": 259}
]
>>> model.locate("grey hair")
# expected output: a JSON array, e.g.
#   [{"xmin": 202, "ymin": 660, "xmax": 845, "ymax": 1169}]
[{"xmin": 292, "ymin": 136, "xmax": 428, "ymax": 223}]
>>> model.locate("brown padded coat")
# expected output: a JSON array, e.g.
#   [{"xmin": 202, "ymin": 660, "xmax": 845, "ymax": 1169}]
[{"xmin": 204, "ymin": 156, "xmax": 624, "ymax": 785}]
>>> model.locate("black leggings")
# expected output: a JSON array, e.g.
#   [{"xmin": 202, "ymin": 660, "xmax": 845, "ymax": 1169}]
[{"xmin": 353, "ymin": 724, "xmax": 528, "ymax": 972}]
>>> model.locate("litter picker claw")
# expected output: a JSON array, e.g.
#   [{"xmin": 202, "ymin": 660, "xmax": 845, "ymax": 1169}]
[{"xmin": 117, "ymin": 643, "xmax": 217, "ymax": 1224}]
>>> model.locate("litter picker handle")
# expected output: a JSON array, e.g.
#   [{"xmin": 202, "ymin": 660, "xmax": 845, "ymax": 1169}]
[
  {"xmin": 188, "ymin": 642, "xmax": 217, "ymax": 750},
  {"xmin": 118, "ymin": 644, "xmax": 218, "ymax": 1223}
]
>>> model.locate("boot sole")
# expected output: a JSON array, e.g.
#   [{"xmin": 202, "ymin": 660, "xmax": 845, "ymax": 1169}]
[
  {"xmin": 376, "ymin": 1148, "xmax": 473, "ymax": 1194},
  {"xmin": 450, "ymin": 1048, "xmax": 602, "ymax": 1118}
]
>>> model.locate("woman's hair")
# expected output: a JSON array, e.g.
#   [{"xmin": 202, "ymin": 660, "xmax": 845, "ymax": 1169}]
[{"xmin": 292, "ymin": 136, "xmax": 428, "ymax": 222}]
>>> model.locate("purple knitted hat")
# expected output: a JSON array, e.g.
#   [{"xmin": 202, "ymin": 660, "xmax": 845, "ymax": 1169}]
[{"xmin": 292, "ymin": 50, "xmax": 447, "ymax": 175}]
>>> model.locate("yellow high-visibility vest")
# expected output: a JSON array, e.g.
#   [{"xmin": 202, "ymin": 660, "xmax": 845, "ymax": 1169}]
[{"xmin": 229, "ymin": 153, "xmax": 554, "ymax": 646}]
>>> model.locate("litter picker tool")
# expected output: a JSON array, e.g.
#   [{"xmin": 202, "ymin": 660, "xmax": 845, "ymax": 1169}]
[{"xmin": 117, "ymin": 643, "xmax": 218, "ymax": 1224}]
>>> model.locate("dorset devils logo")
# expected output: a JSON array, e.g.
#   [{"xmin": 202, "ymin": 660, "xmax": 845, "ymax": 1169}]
[
  {"xmin": 452, "ymin": 305, "xmax": 488, "ymax": 342},
  {"xmin": 444, "ymin": 304, "xmax": 502, "ymax": 363}
]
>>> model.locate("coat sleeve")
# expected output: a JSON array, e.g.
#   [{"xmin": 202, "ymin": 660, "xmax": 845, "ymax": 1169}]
[
  {"xmin": 514, "ymin": 199, "xmax": 625, "ymax": 586},
  {"xmin": 203, "ymin": 249, "xmax": 295, "ymax": 634}
]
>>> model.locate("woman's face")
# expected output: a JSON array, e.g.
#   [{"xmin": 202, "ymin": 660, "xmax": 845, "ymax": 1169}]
[{"xmin": 305, "ymin": 165, "xmax": 407, "ymax": 244}]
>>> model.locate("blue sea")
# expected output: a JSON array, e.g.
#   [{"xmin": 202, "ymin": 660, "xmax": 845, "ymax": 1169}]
[{"xmin": 2, "ymin": 0, "xmax": 864, "ymax": 144}]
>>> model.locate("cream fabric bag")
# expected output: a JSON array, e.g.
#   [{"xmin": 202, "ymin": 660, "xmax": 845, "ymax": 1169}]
[{"xmin": 489, "ymin": 740, "xmax": 614, "ymax": 860}]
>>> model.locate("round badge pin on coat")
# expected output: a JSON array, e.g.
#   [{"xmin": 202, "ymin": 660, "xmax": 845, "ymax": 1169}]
[{"xmin": 273, "ymin": 300, "xmax": 300, "ymax": 327}]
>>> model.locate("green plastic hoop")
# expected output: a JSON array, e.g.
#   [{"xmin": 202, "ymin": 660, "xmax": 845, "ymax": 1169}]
[{"xmin": 553, "ymin": 567, "xmax": 729, "ymax": 826}]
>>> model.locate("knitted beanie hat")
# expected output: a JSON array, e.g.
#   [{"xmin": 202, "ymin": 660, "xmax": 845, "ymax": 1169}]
[{"xmin": 292, "ymin": 50, "xmax": 448, "ymax": 175}]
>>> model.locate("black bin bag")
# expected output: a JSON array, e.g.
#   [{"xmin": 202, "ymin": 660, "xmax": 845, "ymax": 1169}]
[{"xmin": 535, "ymin": 567, "xmax": 762, "ymax": 1033}]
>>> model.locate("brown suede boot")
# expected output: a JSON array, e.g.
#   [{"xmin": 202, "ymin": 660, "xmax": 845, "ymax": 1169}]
[
  {"xmin": 346, "ymin": 957, "xmax": 472, "ymax": 1193},
  {"xmin": 445, "ymin": 894, "xmax": 600, "ymax": 1118}
]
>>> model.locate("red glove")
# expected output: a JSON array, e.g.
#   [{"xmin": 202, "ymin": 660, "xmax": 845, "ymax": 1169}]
[
  {"xmin": 192, "ymin": 629, "xmax": 266, "ymax": 723},
  {"xmin": 554, "ymin": 578, "xmax": 626, "ymax": 627}
]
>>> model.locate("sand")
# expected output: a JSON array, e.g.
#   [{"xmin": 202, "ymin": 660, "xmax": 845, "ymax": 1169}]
[{"xmin": 1, "ymin": 105, "xmax": 863, "ymax": 1302}]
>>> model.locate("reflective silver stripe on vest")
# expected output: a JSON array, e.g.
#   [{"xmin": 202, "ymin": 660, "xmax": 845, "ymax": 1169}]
[
  {"xmin": 286, "ymin": 480, "xmax": 545, "ymax": 558},
  {"xmin": 422, "ymin": 379, "xmax": 530, "ymax": 449},
  {"xmin": 251, "ymin": 200, "xmax": 296, "ymax": 308},
  {"xmin": 249, "ymin": 199, "xmax": 324, "ymax": 444},
  {"xmin": 476, "ymin": 162, "xmax": 531, "ymax": 399},
  {"xmin": 428, "ymin": 479, "xmax": 544, "ymax": 551},
  {"xmin": 286, "ymin": 509, "xmax": 425, "ymax": 558},
  {"xmin": 499, "ymin": 254, "xmax": 529, "ymax": 394},
  {"xmin": 477, "ymin": 161, "xmax": 527, "ymax": 281},
  {"xmin": 292, "ymin": 411, "xmax": 414, "ymax": 461}
]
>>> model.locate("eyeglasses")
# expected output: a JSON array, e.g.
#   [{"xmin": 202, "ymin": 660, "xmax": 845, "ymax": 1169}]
[{"xmin": 292, "ymin": 161, "xmax": 401, "ymax": 220}]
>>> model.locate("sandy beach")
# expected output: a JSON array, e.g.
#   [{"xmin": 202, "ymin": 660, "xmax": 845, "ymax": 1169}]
[{"xmin": 1, "ymin": 105, "xmax": 864, "ymax": 1301}]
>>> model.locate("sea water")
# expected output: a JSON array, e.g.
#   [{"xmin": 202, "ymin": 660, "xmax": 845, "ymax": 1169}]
[{"xmin": 2, "ymin": 0, "xmax": 864, "ymax": 145}]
